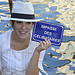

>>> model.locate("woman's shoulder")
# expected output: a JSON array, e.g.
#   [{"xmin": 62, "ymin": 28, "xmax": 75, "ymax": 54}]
[
  {"xmin": 0, "ymin": 31, "xmax": 12, "ymax": 38},
  {"xmin": 0, "ymin": 31, "xmax": 12, "ymax": 44},
  {"xmin": 0, "ymin": 31, "xmax": 12, "ymax": 50}
]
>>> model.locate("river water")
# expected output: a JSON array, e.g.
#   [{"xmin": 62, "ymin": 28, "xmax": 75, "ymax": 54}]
[{"xmin": 0, "ymin": 0, "xmax": 75, "ymax": 75}]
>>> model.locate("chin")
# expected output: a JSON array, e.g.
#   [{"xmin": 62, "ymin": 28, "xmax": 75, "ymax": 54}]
[{"xmin": 19, "ymin": 36, "xmax": 27, "ymax": 40}]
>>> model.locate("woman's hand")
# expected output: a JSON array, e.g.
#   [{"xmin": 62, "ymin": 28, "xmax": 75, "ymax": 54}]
[
  {"xmin": 35, "ymin": 39, "xmax": 51, "ymax": 53},
  {"xmin": 26, "ymin": 39, "xmax": 51, "ymax": 75}
]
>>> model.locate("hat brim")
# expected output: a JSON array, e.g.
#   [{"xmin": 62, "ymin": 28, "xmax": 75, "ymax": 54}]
[{"xmin": 1, "ymin": 16, "xmax": 44, "ymax": 22}]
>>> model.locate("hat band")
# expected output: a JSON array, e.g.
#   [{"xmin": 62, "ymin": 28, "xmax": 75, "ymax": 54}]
[{"xmin": 11, "ymin": 13, "xmax": 35, "ymax": 19}]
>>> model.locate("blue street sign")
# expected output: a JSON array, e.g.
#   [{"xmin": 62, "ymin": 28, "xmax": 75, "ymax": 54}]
[{"xmin": 32, "ymin": 21, "xmax": 64, "ymax": 46}]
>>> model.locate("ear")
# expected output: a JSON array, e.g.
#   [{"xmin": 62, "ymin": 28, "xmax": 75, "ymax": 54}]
[{"xmin": 10, "ymin": 20, "xmax": 12, "ymax": 25}]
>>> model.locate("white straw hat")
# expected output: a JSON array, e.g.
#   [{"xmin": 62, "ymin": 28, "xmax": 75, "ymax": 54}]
[{"xmin": 1, "ymin": 1, "xmax": 43, "ymax": 22}]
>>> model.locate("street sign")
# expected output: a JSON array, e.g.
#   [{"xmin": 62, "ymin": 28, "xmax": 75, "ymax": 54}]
[{"xmin": 32, "ymin": 21, "xmax": 64, "ymax": 46}]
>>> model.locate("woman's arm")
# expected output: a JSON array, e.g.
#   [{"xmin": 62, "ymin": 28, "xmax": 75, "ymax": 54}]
[
  {"xmin": 26, "ymin": 39, "xmax": 51, "ymax": 75},
  {"xmin": 26, "ymin": 49, "xmax": 40, "ymax": 75}
]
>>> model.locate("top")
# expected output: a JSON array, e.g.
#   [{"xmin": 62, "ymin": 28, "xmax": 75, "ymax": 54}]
[{"xmin": 0, "ymin": 30, "xmax": 46, "ymax": 75}]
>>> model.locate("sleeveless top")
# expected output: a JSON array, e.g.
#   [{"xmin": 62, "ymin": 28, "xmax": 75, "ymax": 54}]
[{"xmin": 0, "ymin": 30, "xmax": 45, "ymax": 75}]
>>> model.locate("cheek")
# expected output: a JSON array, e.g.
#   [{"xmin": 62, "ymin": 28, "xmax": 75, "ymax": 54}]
[
  {"xmin": 13, "ymin": 25, "xmax": 21, "ymax": 30},
  {"xmin": 27, "ymin": 25, "xmax": 33, "ymax": 30}
]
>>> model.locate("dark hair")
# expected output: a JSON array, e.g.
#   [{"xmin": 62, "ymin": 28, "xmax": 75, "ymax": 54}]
[{"xmin": 10, "ymin": 20, "xmax": 15, "ymax": 27}]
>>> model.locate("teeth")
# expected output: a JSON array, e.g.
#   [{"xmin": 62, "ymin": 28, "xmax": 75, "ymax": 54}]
[{"xmin": 21, "ymin": 32, "xmax": 25, "ymax": 33}]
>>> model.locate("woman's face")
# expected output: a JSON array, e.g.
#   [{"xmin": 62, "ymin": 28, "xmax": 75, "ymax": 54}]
[{"xmin": 10, "ymin": 21, "xmax": 34, "ymax": 40}]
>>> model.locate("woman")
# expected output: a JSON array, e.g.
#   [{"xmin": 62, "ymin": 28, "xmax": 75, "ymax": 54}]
[{"xmin": 0, "ymin": 1, "xmax": 51, "ymax": 75}]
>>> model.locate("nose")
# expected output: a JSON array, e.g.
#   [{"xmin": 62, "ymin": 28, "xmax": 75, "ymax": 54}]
[{"xmin": 21, "ymin": 22, "xmax": 26, "ymax": 29}]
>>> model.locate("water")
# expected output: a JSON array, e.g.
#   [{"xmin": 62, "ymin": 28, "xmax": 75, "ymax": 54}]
[{"xmin": 0, "ymin": 0, "xmax": 75, "ymax": 75}]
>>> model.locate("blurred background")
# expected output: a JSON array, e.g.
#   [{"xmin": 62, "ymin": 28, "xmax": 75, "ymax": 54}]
[{"xmin": 0, "ymin": 0, "xmax": 75, "ymax": 75}]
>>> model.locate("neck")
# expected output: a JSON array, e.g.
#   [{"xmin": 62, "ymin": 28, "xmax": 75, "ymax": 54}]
[{"xmin": 11, "ymin": 31, "xmax": 31, "ymax": 50}]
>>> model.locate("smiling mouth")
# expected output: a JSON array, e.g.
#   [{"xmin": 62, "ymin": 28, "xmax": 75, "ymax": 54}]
[{"xmin": 19, "ymin": 31, "xmax": 27, "ymax": 35}]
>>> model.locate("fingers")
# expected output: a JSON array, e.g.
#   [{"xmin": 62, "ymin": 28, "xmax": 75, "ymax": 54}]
[
  {"xmin": 39, "ymin": 39, "xmax": 51, "ymax": 49},
  {"xmin": 40, "ymin": 38, "xmax": 51, "ymax": 46},
  {"xmin": 48, "ymin": 39, "xmax": 51, "ymax": 46},
  {"xmin": 40, "ymin": 40, "xmax": 48, "ymax": 46},
  {"xmin": 42, "ymin": 41, "xmax": 46, "ymax": 45},
  {"xmin": 44, "ymin": 38, "xmax": 48, "ymax": 44},
  {"xmin": 39, "ymin": 41, "xmax": 45, "ymax": 46},
  {"xmin": 44, "ymin": 38, "xmax": 51, "ymax": 46},
  {"xmin": 38, "ymin": 39, "xmax": 51, "ymax": 51}
]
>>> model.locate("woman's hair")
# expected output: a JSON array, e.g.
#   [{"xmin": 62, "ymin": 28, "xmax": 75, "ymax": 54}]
[{"xmin": 11, "ymin": 20, "xmax": 15, "ymax": 28}]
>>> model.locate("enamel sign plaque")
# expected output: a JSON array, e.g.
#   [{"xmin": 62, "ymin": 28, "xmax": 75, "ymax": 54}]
[{"xmin": 32, "ymin": 22, "xmax": 64, "ymax": 46}]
